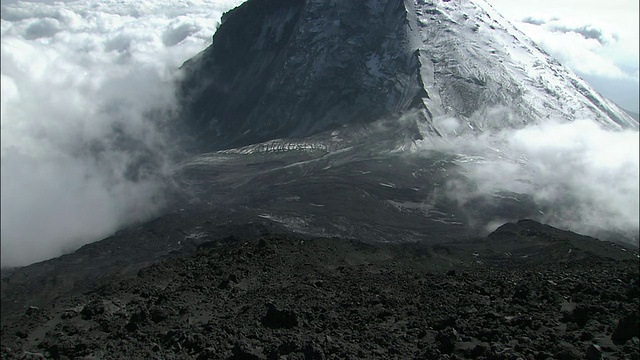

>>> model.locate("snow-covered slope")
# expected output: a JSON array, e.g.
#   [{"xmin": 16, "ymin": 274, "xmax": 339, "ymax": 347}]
[
  {"xmin": 411, "ymin": 0, "xmax": 638, "ymax": 135},
  {"xmin": 179, "ymin": 0, "xmax": 638, "ymax": 150}
]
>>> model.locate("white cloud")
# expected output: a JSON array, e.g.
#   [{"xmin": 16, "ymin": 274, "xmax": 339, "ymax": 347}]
[
  {"xmin": 417, "ymin": 118, "xmax": 639, "ymax": 242},
  {"xmin": 516, "ymin": 20, "xmax": 634, "ymax": 81},
  {"xmin": 0, "ymin": 0, "xmax": 246, "ymax": 267}
]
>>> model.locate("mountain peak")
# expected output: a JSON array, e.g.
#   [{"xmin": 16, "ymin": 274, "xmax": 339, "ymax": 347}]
[{"xmin": 180, "ymin": 0, "xmax": 638, "ymax": 151}]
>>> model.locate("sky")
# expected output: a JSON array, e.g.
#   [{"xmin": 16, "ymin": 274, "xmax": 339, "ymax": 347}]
[{"xmin": 0, "ymin": 0, "xmax": 638, "ymax": 266}]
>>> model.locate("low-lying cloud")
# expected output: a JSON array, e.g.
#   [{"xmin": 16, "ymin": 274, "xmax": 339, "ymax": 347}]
[
  {"xmin": 1, "ymin": 0, "xmax": 246, "ymax": 267},
  {"xmin": 417, "ymin": 118, "xmax": 639, "ymax": 243}
]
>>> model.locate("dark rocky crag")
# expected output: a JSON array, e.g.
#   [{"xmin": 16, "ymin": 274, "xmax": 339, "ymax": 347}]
[{"xmin": 180, "ymin": 0, "xmax": 426, "ymax": 151}]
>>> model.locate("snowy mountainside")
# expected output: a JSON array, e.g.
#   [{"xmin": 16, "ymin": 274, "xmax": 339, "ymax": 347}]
[{"xmin": 411, "ymin": 0, "xmax": 638, "ymax": 135}]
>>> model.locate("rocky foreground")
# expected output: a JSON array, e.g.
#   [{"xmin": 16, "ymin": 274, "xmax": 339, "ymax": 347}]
[{"xmin": 1, "ymin": 220, "xmax": 639, "ymax": 359}]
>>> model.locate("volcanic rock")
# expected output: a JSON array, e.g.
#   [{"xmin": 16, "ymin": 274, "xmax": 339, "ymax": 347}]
[
  {"xmin": 612, "ymin": 312, "xmax": 640, "ymax": 344},
  {"xmin": 586, "ymin": 343, "xmax": 603, "ymax": 360},
  {"xmin": 261, "ymin": 302, "xmax": 299, "ymax": 329},
  {"xmin": 1, "ymin": 222, "xmax": 638, "ymax": 359},
  {"xmin": 181, "ymin": 0, "xmax": 637, "ymax": 151}
]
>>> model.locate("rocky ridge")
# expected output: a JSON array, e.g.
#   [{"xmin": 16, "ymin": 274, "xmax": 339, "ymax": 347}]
[{"xmin": 1, "ymin": 220, "xmax": 638, "ymax": 359}]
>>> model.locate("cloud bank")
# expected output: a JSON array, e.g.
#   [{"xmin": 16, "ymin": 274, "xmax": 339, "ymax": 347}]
[
  {"xmin": 1, "ymin": 0, "xmax": 246, "ymax": 267},
  {"xmin": 418, "ymin": 118, "xmax": 639, "ymax": 243}
]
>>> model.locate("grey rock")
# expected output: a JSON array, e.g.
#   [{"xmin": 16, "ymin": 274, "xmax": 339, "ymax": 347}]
[
  {"xmin": 612, "ymin": 312, "xmax": 640, "ymax": 344},
  {"xmin": 436, "ymin": 326, "xmax": 459, "ymax": 354},
  {"xmin": 232, "ymin": 338, "xmax": 265, "ymax": 360},
  {"xmin": 585, "ymin": 343, "xmax": 603, "ymax": 360},
  {"xmin": 20, "ymin": 352, "xmax": 46, "ymax": 360}
]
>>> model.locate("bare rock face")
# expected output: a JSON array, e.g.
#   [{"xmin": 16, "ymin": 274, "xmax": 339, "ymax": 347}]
[
  {"xmin": 180, "ymin": 0, "xmax": 637, "ymax": 151},
  {"xmin": 180, "ymin": 0, "xmax": 424, "ymax": 150}
]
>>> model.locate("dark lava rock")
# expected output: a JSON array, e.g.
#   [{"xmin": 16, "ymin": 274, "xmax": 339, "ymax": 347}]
[
  {"xmin": 1, "ymin": 225, "xmax": 638, "ymax": 359},
  {"xmin": 261, "ymin": 303, "xmax": 298, "ymax": 329},
  {"xmin": 554, "ymin": 341, "xmax": 581, "ymax": 360},
  {"xmin": 218, "ymin": 273, "xmax": 239, "ymax": 290},
  {"xmin": 80, "ymin": 300, "xmax": 116, "ymax": 320},
  {"xmin": 612, "ymin": 312, "xmax": 640, "ymax": 344},
  {"xmin": 163, "ymin": 329, "xmax": 207, "ymax": 354},
  {"xmin": 125, "ymin": 304, "xmax": 149, "ymax": 332},
  {"xmin": 513, "ymin": 283, "xmax": 531, "ymax": 301},
  {"xmin": 19, "ymin": 352, "xmax": 46, "ymax": 360},
  {"xmin": 627, "ymin": 281, "xmax": 639, "ymax": 299},
  {"xmin": 24, "ymin": 306, "xmax": 41, "ymax": 317},
  {"xmin": 302, "ymin": 340, "xmax": 326, "ymax": 360},
  {"xmin": 231, "ymin": 338, "xmax": 265, "ymax": 360},
  {"xmin": 149, "ymin": 306, "xmax": 172, "ymax": 323},
  {"xmin": 585, "ymin": 343, "xmax": 603, "ymax": 360},
  {"xmin": 563, "ymin": 304, "xmax": 607, "ymax": 327},
  {"xmin": 436, "ymin": 326, "xmax": 460, "ymax": 354}
]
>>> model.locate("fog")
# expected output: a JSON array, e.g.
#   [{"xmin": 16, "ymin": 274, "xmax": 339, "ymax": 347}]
[
  {"xmin": 417, "ymin": 118, "xmax": 639, "ymax": 242},
  {"xmin": 0, "ymin": 0, "xmax": 246, "ymax": 267}
]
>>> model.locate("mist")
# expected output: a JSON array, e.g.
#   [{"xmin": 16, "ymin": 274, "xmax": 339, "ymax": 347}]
[
  {"xmin": 417, "ymin": 118, "xmax": 639, "ymax": 243},
  {"xmin": 0, "ymin": 0, "xmax": 245, "ymax": 267}
]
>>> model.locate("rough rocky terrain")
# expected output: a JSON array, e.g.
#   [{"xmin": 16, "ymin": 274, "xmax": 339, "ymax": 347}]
[{"xmin": 2, "ymin": 220, "xmax": 638, "ymax": 359}]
